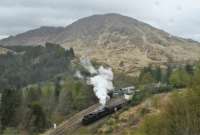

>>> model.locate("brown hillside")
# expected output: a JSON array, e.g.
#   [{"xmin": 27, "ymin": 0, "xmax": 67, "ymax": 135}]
[{"xmin": 1, "ymin": 13, "xmax": 200, "ymax": 75}]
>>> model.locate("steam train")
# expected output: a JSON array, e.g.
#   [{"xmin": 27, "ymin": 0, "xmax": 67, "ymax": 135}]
[
  {"xmin": 82, "ymin": 102, "xmax": 125, "ymax": 125},
  {"xmin": 82, "ymin": 86, "xmax": 136, "ymax": 125},
  {"xmin": 81, "ymin": 83, "xmax": 173, "ymax": 125}
]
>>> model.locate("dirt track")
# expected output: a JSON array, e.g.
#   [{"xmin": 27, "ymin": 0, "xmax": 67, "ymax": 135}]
[{"xmin": 41, "ymin": 97, "xmax": 126, "ymax": 135}]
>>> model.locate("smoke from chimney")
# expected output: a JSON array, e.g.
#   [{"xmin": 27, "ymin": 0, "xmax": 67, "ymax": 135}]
[
  {"xmin": 87, "ymin": 66, "xmax": 114, "ymax": 106},
  {"xmin": 80, "ymin": 58, "xmax": 114, "ymax": 106}
]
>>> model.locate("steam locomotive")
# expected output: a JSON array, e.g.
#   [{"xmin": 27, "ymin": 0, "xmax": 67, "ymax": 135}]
[
  {"xmin": 82, "ymin": 86, "xmax": 136, "ymax": 125},
  {"xmin": 82, "ymin": 102, "xmax": 124, "ymax": 125}
]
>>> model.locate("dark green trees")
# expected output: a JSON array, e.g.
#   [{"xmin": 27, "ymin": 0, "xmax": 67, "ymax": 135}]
[
  {"xmin": 0, "ymin": 89, "xmax": 21, "ymax": 130},
  {"xmin": 139, "ymin": 66, "xmax": 162, "ymax": 84},
  {"xmin": 0, "ymin": 44, "xmax": 75, "ymax": 90},
  {"xmin": 26, "ymin": 102, "xmax": 49, "ymax": 133},
  {"xmin": 169, "ymin": 68, "xmax": 191, "ymax": 88}
]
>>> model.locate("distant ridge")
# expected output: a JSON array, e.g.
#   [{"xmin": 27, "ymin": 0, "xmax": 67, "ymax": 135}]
[
  {"xmin": 0, "ymin": 26, "xmax": 64, "ymax": 46},
  {"xmin": 1, "ymin": 13, "xmax": 200, "ymax": 75}
]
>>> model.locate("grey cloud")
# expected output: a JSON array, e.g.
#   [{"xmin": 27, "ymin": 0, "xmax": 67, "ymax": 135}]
[{"xmin": 0, "ymin": 0, "xmax": 200, "ymax": 41}]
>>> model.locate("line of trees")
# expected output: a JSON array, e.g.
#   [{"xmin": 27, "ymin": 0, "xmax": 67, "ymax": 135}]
[{"xmin": 138, "ymin": 64, "xmax": 194, "ymax": 88}]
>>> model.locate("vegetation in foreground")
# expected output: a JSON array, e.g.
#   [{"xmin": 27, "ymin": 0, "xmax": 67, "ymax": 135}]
[{"xmin": 134, "ymin": 64, "xmax": 200, "ymax": 135}]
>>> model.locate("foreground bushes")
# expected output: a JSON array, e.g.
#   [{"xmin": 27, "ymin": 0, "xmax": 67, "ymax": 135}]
[
  {"xmin": 136, "ymin": 64, "xmax": 200, "ymax": 135},
  {"xmin": 139, "ymin": 89, "xmax": 200, "ymax": 135}
]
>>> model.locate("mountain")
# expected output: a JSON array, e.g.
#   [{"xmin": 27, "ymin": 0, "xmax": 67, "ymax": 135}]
[
  {"xmin": 0, "ymin": 26, "xmax": 64, "ymax": 46},
  {"xmin": 1, "ymin": 13, "xmax": 200, "ymax": 75}
]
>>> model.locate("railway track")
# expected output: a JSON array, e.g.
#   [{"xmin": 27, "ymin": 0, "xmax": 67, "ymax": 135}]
[
  {"xmin": 41, "ymin": 97, "xmax": 126, "ymax": 135},
  {"xmin": 41, "ymin": 104, "xmax": 100, "ymax": 135}
]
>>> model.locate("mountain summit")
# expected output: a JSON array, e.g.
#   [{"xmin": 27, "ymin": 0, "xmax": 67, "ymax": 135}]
[{"xmin": 1, "ymin": 13, "xmax": 200, "ymax": 75}]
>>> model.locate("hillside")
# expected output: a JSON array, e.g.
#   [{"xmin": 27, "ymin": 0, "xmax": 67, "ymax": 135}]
[
  {"xmin": 0, "ymin": 43, "xmax": 98, "ymax": 135},
  {"xmin": 1, "ymin": 13, "xmax": 200, "ymax": 75},
  {"xmin": 0, "ymin": 26, "xmax": 64, "ymax": 46},
  {"xmin": 0, "ymin": 43, "xmax": 139, "ymax": 135},
  {"xmin": 0, "ymin": 43, "xmax": 75, "ymax": 89}
]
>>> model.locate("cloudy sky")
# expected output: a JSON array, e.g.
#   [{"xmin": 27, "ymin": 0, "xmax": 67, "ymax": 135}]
[{"xmin": 0, "ymin": 0, "xmax": 200, "ymax": 41}]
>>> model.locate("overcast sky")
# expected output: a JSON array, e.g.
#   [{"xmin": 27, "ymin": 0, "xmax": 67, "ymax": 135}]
[{"xmin": 0, "ymin": 0, "xmax": 200, "ymax": 41}]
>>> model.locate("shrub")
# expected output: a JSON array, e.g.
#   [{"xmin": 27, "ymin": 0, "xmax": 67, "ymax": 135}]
[
  {"xmin": 169, "ymin": 68, "xmax": 191, "ymax": 88},
  {"xmin": 27, "ymin": 102, "xmax": 50, "ymax": 133},
  {"xmin": 131, "ymin": 90, "xmax": 146, "ymax": 105}
]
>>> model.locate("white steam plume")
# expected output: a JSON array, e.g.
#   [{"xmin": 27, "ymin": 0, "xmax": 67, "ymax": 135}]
[
  {"xmin": 80, "ymin": 58, "xmax": 114, "ymax": 106},
  {"xmin": 87, "ymin": 66, "xmax": 114, "ymax": 106}
]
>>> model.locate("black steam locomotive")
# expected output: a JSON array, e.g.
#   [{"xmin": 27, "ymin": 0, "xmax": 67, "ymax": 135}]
[{"xmin": 82, "ymin": 102, "xmax": 124, "ymax": 125}]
